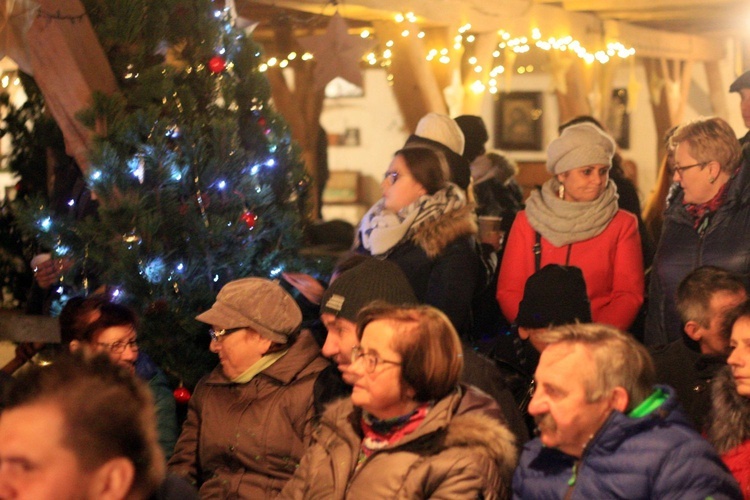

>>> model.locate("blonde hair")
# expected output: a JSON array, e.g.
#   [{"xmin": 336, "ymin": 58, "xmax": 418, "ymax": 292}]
[{"xmin": 671, "ymin": 117, "xmax": 741, "ymax": 174}]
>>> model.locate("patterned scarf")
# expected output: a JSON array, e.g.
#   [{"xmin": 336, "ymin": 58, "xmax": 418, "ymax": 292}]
[
  {"xmin": 683, "ymin": 167, "xmax": 737, "ymax": 231},
  {"xmin": 357, "ymin": 183, "xmax": 467, "ymax": 256},
  {"xmin": 357, "ymin": 403, "xmax": 432, "ymax": 469}
]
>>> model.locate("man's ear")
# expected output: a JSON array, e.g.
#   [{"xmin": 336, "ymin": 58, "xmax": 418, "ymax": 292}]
[
  {"xmin": 88, "ymin": 457, "xmax": 136, "ymax": 500},
  {"xmin": 683, "ymin": 321, "xmax": 702, "ymax": 342},
  {"xmin": 517, "ymin": 327, "xmax": 530, "ymax": 340},
  {"xmin": 68, "ymin": 340, "xmax": 81, "ymax": 352},
  {"xmin": 611, "ymin": 386, "xmax": 630, "ymax": 413}
]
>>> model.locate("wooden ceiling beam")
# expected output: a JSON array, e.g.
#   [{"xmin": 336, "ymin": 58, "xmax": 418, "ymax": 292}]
[
  {"xmin": 561, "ymin": 0, "xmax": 737, "ymax": 11},
  {"xmin": 241, "ymin": 1, "xmax": 729, "ymax": 61},
  {"xmin": 596, "ymin": 8, "xmax": 735, "ymax": 23}
]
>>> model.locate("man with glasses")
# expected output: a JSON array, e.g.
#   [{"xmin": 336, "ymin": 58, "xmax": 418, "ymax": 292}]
[
  {"xmin": 59, "ymin": 295, "xmax": 179, "ymax": 458},
  {"xmin": 168, "ymin": 277, "xmax": 329, "ymax": 499}
]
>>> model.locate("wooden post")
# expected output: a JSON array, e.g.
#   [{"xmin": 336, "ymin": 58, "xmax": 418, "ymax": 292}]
[
  {"xmin": 264, "ymin": 17, "xmax": 325, "ymax": 219},
  {"xmin": 705, "ymin": 61, "xmax": 729, "ymax": 120},
  {"xmin": 372, "ymin": 20, "xmax": 447, "ymax": 131},
  {"xmin": 25, "ymin": 0, "xmax": 118, "ymax": 172}
]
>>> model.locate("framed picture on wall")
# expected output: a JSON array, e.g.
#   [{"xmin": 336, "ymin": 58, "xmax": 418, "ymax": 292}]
[
  {"xmin": 494, "ymin": 92, "xmax": 543, "ymax": 151},
  {"xmin": 607, "ymin": 88, "xmax": 630, "ymax": 149}
]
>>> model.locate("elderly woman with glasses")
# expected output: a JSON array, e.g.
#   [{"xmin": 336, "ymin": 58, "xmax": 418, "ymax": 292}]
[
  {"xmin": 353, "ymin": 144, "xmax": 484, "ymax": 340},
  {"xmin": 280, "ymin": 303, "xmax": 517, "ymax": 499},
  {"xmin": 59, "ymin": 295, "xmax": 179, "ymax": 458},
  {"xmin": 168, "ymin": 277, "xmax": 329, "ymax": 498},
  {"xmin": 645, "ymin": 117, "xmax": 750, "ymax": 345}
]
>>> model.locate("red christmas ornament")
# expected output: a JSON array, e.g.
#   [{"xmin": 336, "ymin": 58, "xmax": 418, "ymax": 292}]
[
  {"xmin": 208, "ymin": 55, "xmax": 226, "ymax": 74},
  {"xmin": 173, "ymin": 386, "xmax": 191, "ymax": 404},
  {"xmin": 257, "ymin": 116, "xmax": 267, "ymax": 127},
  {"xmin": 241, "ymin": 210, "xmax": 257, "ymax": 229}
]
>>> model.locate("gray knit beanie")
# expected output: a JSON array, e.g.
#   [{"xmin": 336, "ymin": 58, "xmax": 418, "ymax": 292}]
[
  {"xmin": 320, "ymin": 259, "xmax": 417, "ymax": 322},
  {"xmin": 546, "ymin": 122, "xmax": 615, "ymax": 175}
]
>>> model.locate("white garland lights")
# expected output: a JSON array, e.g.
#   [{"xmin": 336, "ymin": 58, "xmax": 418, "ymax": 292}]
[{"xmin": 256, "ymin": 12, "xmax": 635, "ymax": 95}]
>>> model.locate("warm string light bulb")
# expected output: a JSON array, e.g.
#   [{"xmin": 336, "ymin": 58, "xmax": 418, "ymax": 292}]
[{"xmin": 252, "ymin": 22, "xmax": 634, "ymax": 88}]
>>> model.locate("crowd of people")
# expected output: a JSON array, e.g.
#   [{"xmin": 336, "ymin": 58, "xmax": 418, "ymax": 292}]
[{"xmin": 4, "ymin": 72, "xmax": 750, "ymax": 499}]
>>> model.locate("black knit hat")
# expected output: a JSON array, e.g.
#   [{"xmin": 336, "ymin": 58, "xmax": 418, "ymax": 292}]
[
  {"xmin": 320, "ymin": 259, "xmax": 418, "ymax": 322},
  {"xmin": 516, "ymin": 265, "xmax": 592, "ymax": 328},
  {"xmin": 730, "ymin": 71, "xmax": 750, "ymax": 93},
  {"xmin": 455, "ymin": 115, "xmax": 489, "ymax": 162}
]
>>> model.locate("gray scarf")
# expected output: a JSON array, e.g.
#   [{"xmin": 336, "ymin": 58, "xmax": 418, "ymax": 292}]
[{"xmin": 524, "ymin": 178, "xmax": 619, "ymax": 247}]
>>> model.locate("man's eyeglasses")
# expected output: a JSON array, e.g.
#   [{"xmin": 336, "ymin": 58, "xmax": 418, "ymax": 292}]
[
  {"xmin": 670, "ymin": 161, "xmax": 707, "ymax": 177},
  {"xmin": 351, "ymin": 345, "xmax": 401, "ymax": 374},
  {"xmin": 97, "ymin": 339, "xmax": 139, "ymax": 354},
  {"xmin": 208, "ymin": 327, "xmax": 244, "ymax": 342},
  {"xmin": 383, "ymin": 171, "xmax": 400, "ymax": 184}
]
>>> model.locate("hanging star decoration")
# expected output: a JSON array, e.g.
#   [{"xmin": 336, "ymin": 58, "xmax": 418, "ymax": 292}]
[
  {"xmin": 0, "ymin": 0, "xmax": 40, "ymax": 74},
  {"xmin": 298, "ymin": 13, "xmax": 375, "ymax": 91},
  {"xmin": 226, "ymin": 0, "xmax": 259, "ymax": 35}
]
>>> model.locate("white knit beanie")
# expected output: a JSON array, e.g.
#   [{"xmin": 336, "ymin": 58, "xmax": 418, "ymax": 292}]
[
  {"xmin": 415, "ymin": 113, "xmax": 465, "ymax": 156},
  {"xmin": 546, "ymin": 122, "xmax": 615, "ymax": 175}
]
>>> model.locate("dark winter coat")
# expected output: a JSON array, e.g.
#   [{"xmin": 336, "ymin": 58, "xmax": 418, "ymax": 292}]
[
  {"xmin": 709, "ymin": 367, "xmax": 750, "ymax": 498},
  {"xmin": 473, "ymin": 177, "xmax": 523, "ymax": 235},
  {"xmin": 513, "ymin": 385, "xmax": 741, "ymax": 499},
  {"xmin": 651, "ymin": 338, "xmax": 726, "ymax": 431},
  {"xmin": 168, "ymin": 331, "xmax": 329, "ymax": 499},
  {"xmin": 136, "ymin": 352, "xmax": 179, "ymax": 459},
  {"xmin": 645, "ymin": 162, "xmax": 750, "ymax": 345},
  {"xmin": 359, "ymin": 204, "xmax": 484, "ymax": 339},
  {"xmin": 279, "ymin": 385, "xmax": 518, "ymax": 500}
]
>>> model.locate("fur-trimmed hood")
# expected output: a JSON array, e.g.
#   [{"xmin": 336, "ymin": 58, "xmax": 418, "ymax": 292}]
[
  {"xmin": 410, "ymin": 203, "xmax": 478, "ymax": 258},
  {"xmin": 708, "ymin": 366, "xmax": 750, "ymax": 453},
  {"xmin": 443, "ymin": 411, "xmax": 518, "ymax": 491}
]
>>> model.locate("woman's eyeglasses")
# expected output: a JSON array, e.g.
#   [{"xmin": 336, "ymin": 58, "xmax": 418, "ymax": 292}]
[
  {"xmin": 383, "ymin": 171, "xmax": 400, "ymax": 184},
  {"xmin": 351, "ymin": 345, "xmax": 401, "ymax": 374},
  {"xmin": 97, "ymin": 339, "xmax": 139, "ymax": 354},
  {"xmin": 208, "ymin": 327, "xmax": 244, "ymax": 342},
  {"xmin": 670, "ymin": 161, "xmax": 707, "ymax": 177}
]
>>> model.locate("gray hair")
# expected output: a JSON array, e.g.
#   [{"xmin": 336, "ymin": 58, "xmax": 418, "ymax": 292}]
[{"xmin": 537, "ymin": 323, "xmax": 654, "ymax": 412}]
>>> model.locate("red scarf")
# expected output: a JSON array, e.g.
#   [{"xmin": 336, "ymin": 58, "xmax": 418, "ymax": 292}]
[
  {"xmin": 357, "ymin": 403, "xmax": 431, "ymax": 469},
  {"xmin": 684, "ymin": 167, "xmax": 738, "ymax": 231}
]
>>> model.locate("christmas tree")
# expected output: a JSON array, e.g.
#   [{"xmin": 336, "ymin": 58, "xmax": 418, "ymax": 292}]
[{"xmin": 14, "ymin": 0, "xmax": 316, "ymax": 386}]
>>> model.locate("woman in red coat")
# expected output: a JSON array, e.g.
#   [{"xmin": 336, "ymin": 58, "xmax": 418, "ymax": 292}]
[
  {"xmin": 709, "ymin": 300, "xmax": 750, "ymax": 498},
  {"xmin": 496, "ymin": 123, "xmax": 643, "ymax": 331}
]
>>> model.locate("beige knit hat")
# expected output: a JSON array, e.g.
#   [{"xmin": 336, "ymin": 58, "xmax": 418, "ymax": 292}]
[
  {"xmin": 415, "ymin": 113, "xmax": 465, "ymax": 156},
  {"xmin": 546, "ymin": 122, "xmax": 615, "ymax": 175}
]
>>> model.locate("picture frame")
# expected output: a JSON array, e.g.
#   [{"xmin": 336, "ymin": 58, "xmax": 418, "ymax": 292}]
[
  {"xmin": 494, "ymin": 91, "xmax": 543, "ymax": 151},
  {"xmin": 607, "ymin": 88, "xmax": 630, "ymax": 150}
]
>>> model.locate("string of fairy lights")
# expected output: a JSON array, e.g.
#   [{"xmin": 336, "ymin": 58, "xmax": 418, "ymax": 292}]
[{"xmin": 258, "ymin": 12, "xmax": 636, "ymax": 94}]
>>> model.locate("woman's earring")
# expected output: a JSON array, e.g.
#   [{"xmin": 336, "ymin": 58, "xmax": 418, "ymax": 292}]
[
  {"xmin": 709, "ymin": 176, "xmax": 716, "ymax": 184},
  {"xmin": 558, "ymin": 184, "xmax": 565, "ymax": 199}
]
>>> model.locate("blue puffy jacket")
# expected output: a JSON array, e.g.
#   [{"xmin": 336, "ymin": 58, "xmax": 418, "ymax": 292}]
[
  {"xmin": 512, "ymin": 386, "xmax": 741, "ymax": 499},
  {"xmin": 645, "ymin": 158, "xmax": 750, "ymax": 346}
]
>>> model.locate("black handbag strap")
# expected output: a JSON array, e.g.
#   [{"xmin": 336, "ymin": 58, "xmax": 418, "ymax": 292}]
[{"xmin": 534, "ymin": 232, "xmax": 572, "ymax": 270}]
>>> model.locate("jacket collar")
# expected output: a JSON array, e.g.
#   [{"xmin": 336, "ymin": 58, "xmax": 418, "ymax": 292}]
[
  {"xmin": 410, "ymin": 204, "xmax": 477, "ymax": 258},
  {"xmin": 204, "ymin": 329, "xmax": 325, "ymax": 386}
]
